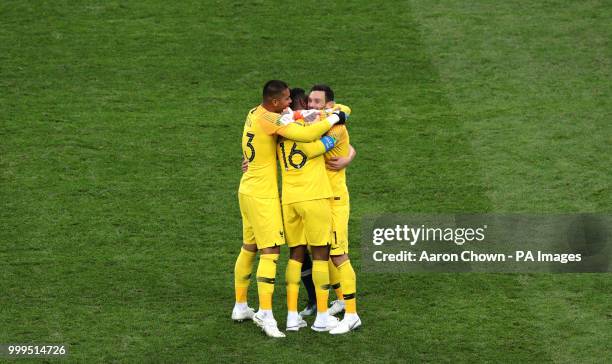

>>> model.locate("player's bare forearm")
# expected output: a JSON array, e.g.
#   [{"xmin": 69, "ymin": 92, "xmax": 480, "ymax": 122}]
[
  {"xmin": 326, "ymin": 144, "xmax": 356, "ymax": 171},
  {"xmin": 241, "ymin": 156, "xmax": 248, "ymax": 173},
  {"xmin": 348, "ymin": 144, "xmax": 356, "ymax": 161}
]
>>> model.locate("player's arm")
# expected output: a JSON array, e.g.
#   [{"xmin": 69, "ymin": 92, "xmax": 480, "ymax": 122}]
[
  {"xmin": 297, "ymin": 136, "xmax": 337, "ymax": 158},
  {"xmin": 276, "ymin": 113, "xmax": 346, "ymax": 142},
  {"xmin": 241, "ymin": 156, "xmax": 248, "ymax": 173},
  {"xmin": 259, "ymin": 110, "xmax": 346, "ymax": 141},
  {"xmin": 326, "ymin": 144, "xmax": 356, "ymax": 171}
]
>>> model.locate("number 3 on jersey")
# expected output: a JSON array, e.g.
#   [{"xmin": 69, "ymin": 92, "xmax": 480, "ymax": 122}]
[
  {"xmin": 245, "ymin": 132, "xmax": 255, "ymax": 162},
  {"xmin": 279, "ymin": 141, "xmax": 307, "ymax": 170}
]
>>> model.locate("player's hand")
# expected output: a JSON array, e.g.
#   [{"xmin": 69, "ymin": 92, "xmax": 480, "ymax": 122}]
[
  {"xmin": 279, "ymin": 112, "xmax": 295, "ymax": 125},
  {"xmin": 241, "ymin": 158, "xmax": 248, "ymax": 173},
  {"xmin": 293, "ymin": 109, "xmax": 321, "ymax": 122},
  {"xmin": 326, "ymin": 156, "xmax": 351, "ymax": 171},
  {"xmin": 333, "ymin": 111, "xmax": 347, "ymax": 124}
]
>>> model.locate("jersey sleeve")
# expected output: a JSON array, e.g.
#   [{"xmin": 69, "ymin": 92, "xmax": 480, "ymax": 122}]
[
  {"xmin": 276, "ymin": 118, "xmax": 332, "ymax": 142},
  {"xmin": 258, "ymin": 112, "xmax": 285, "ymax": 135},
  {"xmin": 296, "ymin": 140, "xmax": 327, "ymax": 158}
]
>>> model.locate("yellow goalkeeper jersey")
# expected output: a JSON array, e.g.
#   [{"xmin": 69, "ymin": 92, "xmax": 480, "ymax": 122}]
[
  {"xmin": 238, "ymin": 105, "xmax": 333, "ymax": 199},
  {"xmin": 277, "ymin": 121, "xmax": 333, "ymax": 205},
  {"xmin": 325, "ymin": 103, "xmax": 351, "ymax": 197}
]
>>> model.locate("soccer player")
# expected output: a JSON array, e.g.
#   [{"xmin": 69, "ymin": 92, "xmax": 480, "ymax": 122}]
[
  {"xmin": 289, "ymin": 87, "xmax": 309, "ymax": 111},
  {"xmin": 287, "ymin": 89, "xmax": 319, "ymax": 314},
  {"xmin": 233, "ymin": 80, "xmax": 346, "ymax": 338},
  {"xmin": 276, "ymin": 97, "xmax": 345, "ymax": 332},
  {"xmin": 306, "ymin": 84, "xmax": 361, "ymax": 334},
  {"xmin": 295, "ymin": 92, "xmax": 357, "ymax": 318}
]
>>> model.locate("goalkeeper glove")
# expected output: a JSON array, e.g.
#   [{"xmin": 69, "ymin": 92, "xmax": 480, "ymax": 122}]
[
  {"xmin": 278, "ymin": 108, "xmax": 296, "ymax": 125},
  {"xmin": 332, "ymin": 111, "xmax": 348, "ymax": 124}
]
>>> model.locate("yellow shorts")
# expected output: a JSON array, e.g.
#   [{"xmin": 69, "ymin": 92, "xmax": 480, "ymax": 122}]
[
  {"xmin": 282, "ymin": 198, "xmax": 333, "ymax": 248},
  {"xmin": 330, "ymin": 194, "xmax": 350, "ymax": 256},
  {"xmin": 238, "ymin": 193, "xmax": 286, "ymax": 249}
]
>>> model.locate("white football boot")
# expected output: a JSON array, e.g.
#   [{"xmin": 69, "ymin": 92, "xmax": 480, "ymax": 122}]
[
  {"xmin": 311, "ymin": 312, "xmax": 339, "ymax": 332},
  {"xmin": 231, "ymin": 304, "xmax": 255, "ymax": 322},
  {"xmin": 253, "ymin": 311, "xmax": 286, "ymax": 338},
  {"xmin": 328, "ymin": 299, "xmax": 345, "ymax": 316},
  {"xmin": 286, "ymin": 312, "xmax": 308, "ymax": 332},
  {"xmin": 329, "ymin": 313, "xmax": 361, "ymax": 335}
]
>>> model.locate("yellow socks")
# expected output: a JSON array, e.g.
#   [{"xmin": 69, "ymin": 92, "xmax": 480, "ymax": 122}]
[
  {"xmin": 256, "ymin": 253, "xmax": 279, "ymax": 310},
  {"xmin": 234, "ymin": 247, "xmax": 256, "ymax": 303},
  {"xmin": 285, "ymin": 259, "xmax": 302, "ymax": 312},
  {"xmin": 328, "ymin": 259, "xmax": 343, "ymax": 300},
  {"xmin": 338, "ymin": 260, "xmax": 357, "ymax": 313},
  {"xmin": 312, "ymin": 260, "xmax": 330, "ymax": 313}
]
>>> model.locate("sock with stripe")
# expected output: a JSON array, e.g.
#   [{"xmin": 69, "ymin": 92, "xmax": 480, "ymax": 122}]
[
  {"xmin": 234, "ymin": 247, "xmax": 256, "ymax": 304},
  {"xmin": 338, "ymin": 259, "xmax": 357, "ymax": 313},
  {"xmin": 312, "ymin": 259, "xmax": 330, "ymax": 319},
  {"xmin": 256, "ymin": 253, "xmax": 279, "ymax": 311},
  {"xmin": 328, "ymin": 258, "xmax": 343, "ymax": 301}
]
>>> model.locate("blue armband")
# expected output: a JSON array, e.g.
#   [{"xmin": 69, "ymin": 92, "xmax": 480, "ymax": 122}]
[{"xmin": 320, "ymin": 136, "xmax": 336, "ymax": 152}]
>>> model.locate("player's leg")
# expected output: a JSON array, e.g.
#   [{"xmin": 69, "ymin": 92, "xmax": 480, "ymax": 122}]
[
  {"xmin": 253, "ymin": 245, "xmax": 285, "ymax": 338},
  {"xmin": 232, "ymin": 194, "xmax": 257, "ymax": 321},
  {"xmin": 256, "ymin": 246, "xmax": 280, "ymax": 316},
  {"xmin": 311, "ymin": 245, "xmax": 338, "ymax": 331},
  {"xmin": 233, "ymin": 243, "xmax": 257, "ymax": 321},
  {"xmin": 286, "ymin": 245, "xmax": 307, "ymax": 331},
  {"xmin": 298, "ymin": 251, "xmax": 317, "ymax": 317},
  {"xmin": 329, "ymin": 253, "xmax": 361, "ymax": 334},
  {"xmin": 246, "ymin": 196, "xmax": 286, "ymax": 338},
  {"xmin": 298, "ymin": 199, "xmax": 338, "ymax": 332},
  {"xmin": 328, "ymin": 254, "xmax": 344, "ymax": 314},
  {"xmin": 328, "ymin": 198, "xmax": 348, "ymax": 316},
  {"xmin": 329, "ymin": 200, "xmax": 361, "ymax": 335},
  {"xmin": 328, "ymin": 263, "xmax": 345, "ymax": 315},
  {"xmin": 282, "ymin": 202, "xmax": 308, "ymax": 331}
]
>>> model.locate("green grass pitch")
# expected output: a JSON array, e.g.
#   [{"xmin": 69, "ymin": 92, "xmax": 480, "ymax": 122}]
[{"xmin": 1, "ymin": 1, "xmax": 610, "ymax": 362}]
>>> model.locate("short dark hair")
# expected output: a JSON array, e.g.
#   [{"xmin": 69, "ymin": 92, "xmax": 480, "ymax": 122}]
[
  {"xmin": 290, "ymin": 88, "xmax": 308, "ymax": 110},
  {"xmin": 310, "ymin": 84, "xmax": 334, "ymax": 102},
  {"xmin": 263, "ymin": 80, "xmax": 289, "ymax": 101}
]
